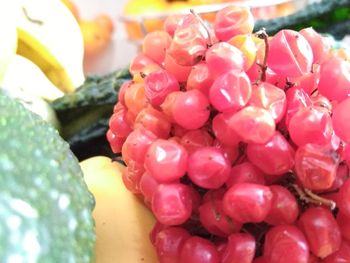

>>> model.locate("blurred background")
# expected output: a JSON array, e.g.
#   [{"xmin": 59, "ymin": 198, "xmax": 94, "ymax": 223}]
[
  {"xmin": 73, "ymin": 0, "xmax": 135, "ymax": 75},
  {"xmin": 72, "ymin": 0, "xmax": 322, "ymax": 75}
]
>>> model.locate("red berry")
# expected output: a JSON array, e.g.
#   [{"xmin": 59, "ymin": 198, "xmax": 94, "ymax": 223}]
[
  {"xmin": 298, "ymin": 206, "xmax": 341, "ymax": 259},
  {"xmin": 180, "ymin": 236, "xmax": 221, "ymax": 263},
  {"xmin": 145, "ymin": 139, "xmax": 188, "ymax": 183},
  {"xmin": 221, "ymin": 233, "xmax": 256, "ymax": 263},
  {"xmin": 187, "ymin": 147, "xmax": 231, "ymax": 189},
  {"xmin": 154, "ymin": 227, "xmax": 190, "ymax": 263},
  {"xmin": 263, "ymin": 224, "xmax": 309, "ymax": 263},
  {"xmin": 223, "ymin": 183, "xmax": 273, "ymax": 223},
  {"xmin": 152, "ymin": 183, "xmax": 193, "ymax": 226}
]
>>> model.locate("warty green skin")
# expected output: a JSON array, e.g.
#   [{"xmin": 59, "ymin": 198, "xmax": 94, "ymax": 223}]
[{"xmin": 0, "ymin": 91, "xmax": 95, "ymax": 263}]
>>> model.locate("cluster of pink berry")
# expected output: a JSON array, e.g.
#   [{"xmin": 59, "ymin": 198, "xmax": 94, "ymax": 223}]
[{"xmin": 107, "ymin": 5, "xmax": 350, "ymax": 263}]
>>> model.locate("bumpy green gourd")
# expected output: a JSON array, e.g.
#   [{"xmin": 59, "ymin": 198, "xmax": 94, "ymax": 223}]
[
  {"xmin": 51, "ymin": 68, "xmax": 131, "ymax": 160},
  {"xmin": 255, "ymin": 0, "xmax": 350, "ymax": 38},
  {"xmin": 0, "ymin": 91, "xmax": 95, "ymax": 262}
]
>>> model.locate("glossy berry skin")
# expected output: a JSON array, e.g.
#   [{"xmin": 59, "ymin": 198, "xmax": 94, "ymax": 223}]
[
  {"xmin": 253, "ymin": 257, "xmax": 267, "ymax": 263},
  {"xmin": 214, "ymin": 6, "xmax": 254, "ymax": 41},
  {"xmin": 246, "ymin": 39, "xmax": 278, "ymax": 84},
  {"xmin": 121, "ymin": 128, "xmax": 157, "ymax": 165},
  {"xmin": 187, "ymin": 147, "xmax": 231, "ymax": 189},
  {"xmin": 172, "ymin": 89, "xmax": 210, "ymax": 130},
  {"xmin": 142, "ymin": 30, "xmax": 172, "ymax": 64},
  {"xmin": 246, "ymin": 131, "xmax": 295, "ymax": 176},
  {"xmin": 154, "ymin": 227, "xmax": 190, "ymax": 263},
  {"xmin": 228, "ymin": 34, "xmax": 257, "ymax": 71},
  {"xmin": 180, "ymin": 236, "xmax": 221, "ymax": 263},
  {"xmin": 328, "ymin": 163, "xmax": 348, "ymax": 192},
  {"xmin": 308, "ymin": 254, "xmax": 322, "ymax": 263},
  {"xmin": 209, "ymin": 70, "xmax": 252, "ymax": 112},
  {"xmin": 337, "ymin": 212, "xmax": 350, "ymax": 241},
  {"xmin": 338, "ymin": 179, "xmax": 350, "ymax": 218},
  {"xmin": 107, "ymin": 6, "xmax": 350, "ymax": 263},
  {"xmin": 248, "ymin": 82, "xmax": 287, "ymax": 123},
  {"xmin": 160, "ymin": 91, "xmax": 182, "ymax": 121},
  {"xmin": 223, "ymin": 183, "xmax": 273, "ymax": 223},
  {"xmin": 212, "ymin": 113, "xmax": 241, "ymax": 146},
  {"xmin": 134, "ymin": 106, "xmax": 171, "ymax": 138},
  {"xmin": 122, "ymin": 161, "xmax": 144, "ymax": 194},
  {"xmin": 106, "ymin": 129, "xmax": 125, "ymax": 153},
  {"xmin": 264, "ymin": 185, "xmax": 299, "ymax": 225},
  {"xmin": 230, "ymin": 106, "xmax": 276, "ymax": 144},
  {"xmin": 187, "ymin": 186, "xmax": 201, "ymax": 213},
  {"xmin": 323, "ymin": 239, "xmax": 350, "ymax": 263},
  {"xmin": 267, "ymin": 29, "xmax": 313, "ymax": 77},
  {"xmin": 213, "ymin": 139, "xmax": 239, "ymax": 164},
  {"xmin": 288, "ymin": 106, "xmax": 333, "ymax": 147},
  {"xmin": 167, "ymin": 25, "xmax": 208, "ymax": 66},
  {"xmin": 186, "ymin": 62, "xmax": 213, "ymax": 97},
  {"xmin": 332, "ymin": 97, "xmax": 350, "ymax": 143},
  {"xmin": 294, "ymin": 144, "xmax": 339, "ymax": 191},
  {"xmin": 226, "ymin": 162, "xmax": 266, "ymax": 187},
  {"xmin": 163, "ymin": 14, "xmax": 183, "ymax": 37},
  {"xmin": 144, "ymin": 69, "xmax": 180, "ymax": 107},
  {"xmin": 199, "ymin": 199, "xmax": 242, "ymax": 237},
  {"xmin": 298, "ymin": 207, "xmax": 341, "ymax": 259},
  {"xmin": 109, "ymin": 104, "xmax": 132, "ymax": 138},
  {"xmin": 292, "ymin": 64, "xmax": 320, "ymax": 95},
  {"xmin": 343, "ymin": 144, "xmax": 350, "ymax": 170},
  {"xmin": 318, "ymin": 57, "xmax": 350, "ymax": 102},
  {"xmin": 202, "ymin": 188, "xmax": 226, "ymax": 203},
  {"xmin": 145, "ymin": 139, "xmax": 188, "ymax": 183},
  {"xmin": 284, "ymin": 86, "xmax": 312, "ymax": 127},
  {"xmin": 152, "ymin": 183, "xmax": 193, "ymax": 226},
  {"xmin": 124, "ymin": 83, "xmax": 148, "ymax": 116},
  {"xmin": 263, "ymin": 224, "xmax": 310, "ymax": 263},
  {"xmin": 221, "ymin": 233, "xmax": 256, "ymax": 263},
  {"xmin": 164, "ymin": 53, "xmax": 192, "ymax": 83},
  {"xmin": 139, "ymin": 171, "xmax": 159, "ymax": 201},
  {"xmin": 299, "ymin": 27, "xmax": 330, "ymax": 65},
  {"xmin": 180, "ymin": 129, "xmax": 213, "ymax": 155},
  {"xmin": 206, "ymin": 42, "xmax": 244, "ymax": 78},
  {"xmin": 129, "ymin": 53, "xmax": 156, "ymax": 76},
  {"xmin": 118, "ymin": 80, "xmax": 132, "ymax": 106}
]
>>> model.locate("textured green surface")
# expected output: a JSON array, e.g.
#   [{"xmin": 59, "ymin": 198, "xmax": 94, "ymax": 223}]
[
  {"xmin": 51, "ymin": 68, "xmax": 131, "ymax": 160},
  {"xmin": 0, "ymin": 91, "xmax": 95, "ymax": 262},
  {"xmin": 254, "ymin": 0, "xmax": 350, "ymax": 38}
]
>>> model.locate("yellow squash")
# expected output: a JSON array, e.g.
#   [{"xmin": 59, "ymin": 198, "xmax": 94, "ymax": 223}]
[
  {"xmin": 16, "ymin": 0, "xmax": 85, "ymax": 93},
  {"xmin": 80, "ymin": 156, "xmax": 158, "ymax": 263}
]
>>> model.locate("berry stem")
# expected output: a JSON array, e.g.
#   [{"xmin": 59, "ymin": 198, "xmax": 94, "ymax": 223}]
[
  {"xmin": 292, "ymin": 184, "xmax": 336, "ymax": 210},
  {"xmin": 190, "ymin": 9, "xmax": 213, "ymax": 47},
  {"xmin": 304, "ymin": 188, "xmax": 337, "ymax": 210},
  {"xmin": 254, "ymin": 28, "xmax": 269, "ymax": 83}
]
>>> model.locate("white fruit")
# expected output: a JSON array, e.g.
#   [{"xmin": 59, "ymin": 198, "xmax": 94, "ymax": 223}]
[
  {"xmin": 16, "ymin": 0, "xmax": 85, "ymax": 92},
  {"xmin": 1, "ymin": 55, "xmax": 64, "ymax": 101},
  {"xmin": 0, "ymin": 2, "xmax": 18, "ymax": 83}
]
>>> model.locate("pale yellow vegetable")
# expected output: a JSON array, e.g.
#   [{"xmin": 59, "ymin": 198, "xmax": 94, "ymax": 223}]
[{"xmin": 80, "ymin": 156, "xmax": 158, "ymax": 263}]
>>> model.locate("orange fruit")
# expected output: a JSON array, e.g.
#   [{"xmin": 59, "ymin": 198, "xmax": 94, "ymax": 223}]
[
  {"xmin": 228, "ymin": 34, "xmax": 258, "ymax": 71},
  {"xmin": 95, "ymin": 14, "xmax": 114, "ymax": 34},
  {"xmin": 276, "ymin": 2, "xmax": 296, "ymax": 17},
  {"xmin": 188, "ymin": 0, "xmax": 216, "ymax": 5},
  {"xmin": 123, "ymin": 0, "xmax": 167, "ymax": 40},
  {"xmin": 61, "ymin": 0, "xmax": 80, "ymax": 20},
  {"xmin": 168, "ymin": 1, "xmax": 192, "ymax": 12},
  {"xmin": 79, "ymin": 16, "xmax": 114, "ymax": 57}
]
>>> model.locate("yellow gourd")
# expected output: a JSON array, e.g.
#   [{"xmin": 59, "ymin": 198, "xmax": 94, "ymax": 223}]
[{"xmin": 80, "ymin": 156, "xmax": 158, "ymax": 263}]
